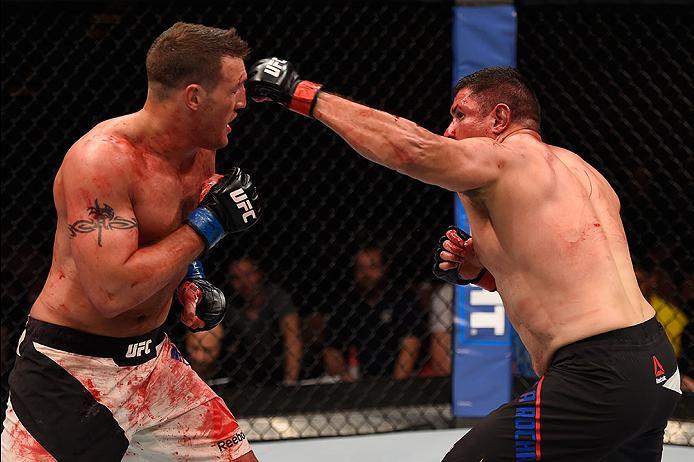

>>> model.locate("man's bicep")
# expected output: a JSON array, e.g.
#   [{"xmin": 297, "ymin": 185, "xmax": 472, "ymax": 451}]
[
  {"xmin": 63, "ymin": 150, "xmax": 139, "ymax": 277},
  {"xmin": 67, "ymin": 197, "xmax": 139, "ymax": 270},
  {"xmin": 421, "ymin": 137, "xmax": 506, "ymax": 192}
]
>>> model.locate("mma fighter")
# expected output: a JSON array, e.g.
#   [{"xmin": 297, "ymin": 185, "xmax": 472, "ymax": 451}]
[
  {"xmin": 1, "ymin": 23, "xmax": 261, "ymax": 462},
  {"xmin": 246, "ymin": 58, "xmax": 681, "ymax": 461}
]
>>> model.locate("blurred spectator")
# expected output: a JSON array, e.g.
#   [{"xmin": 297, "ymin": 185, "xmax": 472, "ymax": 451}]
[
  {"xmin": 417, "ymin": 281, "xmax": 453, "ymax": 377},
  {"xmin": 224, "ymin": 257, "xmax": 303, "ymax": 386},
  {"xmin": 323, "ymin": 246, "xmax": 426, "ymax": 381},
  {"xmin": 300, "ymin": 310, "xmax": 327, "ymax": 380},
  {"xmin": 184, "ymin": 324, "xmax": 228, "ymax": 392},
  {"xmin": 635, "ymin": 266, "xmax": 688, "ymax": 357}
]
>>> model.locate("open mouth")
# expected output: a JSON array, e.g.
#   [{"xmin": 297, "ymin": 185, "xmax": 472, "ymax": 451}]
[{"xmin": 226, "ymin": 116, "xmax": 236, "ymax": 132}]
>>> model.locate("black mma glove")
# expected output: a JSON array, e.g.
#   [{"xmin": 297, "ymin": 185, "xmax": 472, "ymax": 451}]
[
  {"xmin": 186, "ymin": 168, "xmax": 261, "ymax": 251},
  {"xmin": 176, "ymin": 261, "xmax": 226, "ymax": 333},
  {"xmin": 247, "ymin": 57, "xmax": 323, "ymax": 117},
  {"xmin": 432, "ymin": 225, "xmax": 487, "ymax": 286}
]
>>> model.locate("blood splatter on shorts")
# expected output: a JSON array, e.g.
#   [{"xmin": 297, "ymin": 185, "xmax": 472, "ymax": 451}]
[{"xmin": 1, "ymin": 317, "xmax": 252, "ymax": 461}]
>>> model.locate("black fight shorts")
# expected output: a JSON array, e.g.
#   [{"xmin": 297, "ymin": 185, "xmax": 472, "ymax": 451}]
[
  {"xmin": 1, "ymin": 318, "xmax": 251, "ymax": 461},
  {"xmin": 442, "ymin": 316, "xmax": 681, "ymax": 462}
]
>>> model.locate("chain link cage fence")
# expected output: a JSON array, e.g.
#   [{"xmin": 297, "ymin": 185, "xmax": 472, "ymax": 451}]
[
  {"xmin": 2, "ymin": 0, "xmax": 692, "ymax": 448},
  {"xmin": 515, "ymin": 0, "xmax": 694, "ymax": 445}
]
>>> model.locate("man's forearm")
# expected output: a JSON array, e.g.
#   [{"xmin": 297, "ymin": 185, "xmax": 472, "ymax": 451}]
[
  {"xmin": 284, "ymin": 340, "xmax": 303, "ymax": 383},
  {"xmin": 393, "ymin": 337, "xmax": 421, "ymax": 380},
  {"xmin": 323, "ymin": 347, "xmax": 347, "ymax": 376},
  {"xmin": 314, "ymin": 93, "xmax": 439, "ymax": 178},
  {"xmin": 247, "ymin": 57, "xmax": 493, "ymax": 192},
  {"xmin": 92, "ymin": 225, "xmax": 205, "ymax": 317}
]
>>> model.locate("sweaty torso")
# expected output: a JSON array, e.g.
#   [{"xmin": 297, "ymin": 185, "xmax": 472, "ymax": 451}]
[
  {"xmin": 460, "ymin": 134, "xmax": 654, "ymax": 375},
  {"xmin": 30, "ymin": 115, "xmax": 214, "ymax": 336}
]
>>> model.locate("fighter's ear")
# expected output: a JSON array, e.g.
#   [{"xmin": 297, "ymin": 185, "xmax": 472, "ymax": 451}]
[
  {"xmin": 491, "ymin": 103, "xmax": 511, "ymax": 134},
  {"xmin": 184, "ymin": 83, "xmax": 204, "ymax": 111}
]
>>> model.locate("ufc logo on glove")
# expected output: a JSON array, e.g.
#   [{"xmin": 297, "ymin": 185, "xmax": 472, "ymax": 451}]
[
  {"xmin": 262, "ymin": 58, "xmax": 288, "ymax": 77},
  {"xmin": 230, "ymin": 188, "xmax": 257, "ymax": 223}
]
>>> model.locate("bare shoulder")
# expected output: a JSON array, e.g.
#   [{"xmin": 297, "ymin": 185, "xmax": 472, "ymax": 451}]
[
  {"xmin": 550, "ymin": 145, "xmax": 588, "ymax": 168},
  {"xmin": 62, "ymin": 122, "xmax": 138, "ymax": 190},
  {"xmin": 550, "ymin": 144, "xmax": 620, "ymax": 204},
  {"xmin": 496, "ymin": 136, "xmax": 555, "ymax": 179}
]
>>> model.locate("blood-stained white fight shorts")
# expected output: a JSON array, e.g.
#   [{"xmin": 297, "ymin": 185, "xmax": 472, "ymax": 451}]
[{"xmin": 1, "ymin": 317, "xmax": 252, "ymax": 461}]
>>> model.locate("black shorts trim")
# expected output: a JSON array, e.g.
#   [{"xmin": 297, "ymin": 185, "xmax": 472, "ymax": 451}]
[
  {"xmin": 442, "ymin": 316, "xmax": 681, "ymax": 462},
  {"xmin": 25, "ymin": 317, "xmax": 165, "ymax": 366},
  {"xmin": 9, "ymin": 340, "xmax": 129, "ymax": 461},
  {"xmin": 552, "ymin": 315, "xmax": 664, "ymax": 363}
]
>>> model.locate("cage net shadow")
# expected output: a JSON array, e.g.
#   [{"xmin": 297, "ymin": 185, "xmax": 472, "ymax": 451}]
[{"xmin": 1, "ymin": 0, "xmax": 692, "ymax": 446}]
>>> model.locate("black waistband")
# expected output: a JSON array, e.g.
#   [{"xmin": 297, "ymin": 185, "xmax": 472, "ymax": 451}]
[
  {"xmin": 552, "ymin": 316, "xmax": 664, "ymax": 363},
  {"xmin": 24, "ymin": 317, "xmax": 165, "ymax": 366}
]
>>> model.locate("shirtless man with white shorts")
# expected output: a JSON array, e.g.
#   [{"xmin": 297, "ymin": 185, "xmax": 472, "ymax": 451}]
[
  {"xmin": 246, "ymin": 59, "xmax": 681, "ymax": 461},
  {"xmin": 1, "ymin": 23, "xmax": 261, "ymax": 461}
]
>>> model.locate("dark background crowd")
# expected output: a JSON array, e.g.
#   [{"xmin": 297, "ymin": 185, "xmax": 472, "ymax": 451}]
[{"xmin": 2, "ymin": 0, "xmax": 692, "ymax": 443}]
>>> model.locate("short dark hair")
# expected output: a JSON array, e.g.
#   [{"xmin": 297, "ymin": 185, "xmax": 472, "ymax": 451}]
[
  {"xmin": 454, "ymin": 67, "xmax": 541, "ymax": 130},
  {"xmin": 146, "ymin": 22, "xmax": 249, "ymax": 97}
]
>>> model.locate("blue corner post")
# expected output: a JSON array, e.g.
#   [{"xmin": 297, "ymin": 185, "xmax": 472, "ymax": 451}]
[{"xmin": 451, "ymin": 3, "xmax": 517, "ymax": 418}]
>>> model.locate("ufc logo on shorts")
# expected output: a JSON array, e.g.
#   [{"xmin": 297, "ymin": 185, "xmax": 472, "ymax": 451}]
[
  {"xmin": 125, "ymin": 339, "xmax": 152, "ymax": 358},
  {"xmin": 230, "ymin": 188, "xmax": 257, "ymax": 223},
  {"xmin": 263, "ymin": 58, "xmax": 287, "ymax": 77}
]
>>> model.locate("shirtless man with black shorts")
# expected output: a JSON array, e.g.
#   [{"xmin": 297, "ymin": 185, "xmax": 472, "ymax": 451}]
[
  {"xmin": 1, "ymin": 23, "xmax": 261, "ymax": 461},
  {"xmin": 246, "ymin": 59, "xmax": 681, "ymax": 461}
]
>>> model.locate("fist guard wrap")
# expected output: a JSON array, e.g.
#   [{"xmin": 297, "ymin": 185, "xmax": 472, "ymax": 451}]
[
  {"xmin": 177, "ymin": 260, "xmax": 227, "ymax": 333},
  {"xmin": 247, "ymin": 57, "xmax": 323, "ymax": 117},
  {"xmin": 186, "ymin": 168, "xmax": 261, "ymax": 252},
  {"xmin": 432, "ymin": 225, "xmax": 497, "ymax": 291},
  {"xmin": 288, "ymin": 80, "xmax": 323, "ymax": 117}
]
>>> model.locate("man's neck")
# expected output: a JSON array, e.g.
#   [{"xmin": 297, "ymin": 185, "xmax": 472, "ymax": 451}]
[
  {"xmin": 133, "ymin": 102, "xmax": 199, "ymax": 167},
  {"xmin": 496, "ymin": 126, "xmax": 542, "ymax": 143}
]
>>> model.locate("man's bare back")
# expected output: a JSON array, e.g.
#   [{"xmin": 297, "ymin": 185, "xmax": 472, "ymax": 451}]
[
  {"xmin": 305, "ymin": 91, "xmax": 654, "ymax": 373},
  {"xmin": 460, "ymin": 133, "xmax": 655, "ymax": 374},
  {"xmin": 245, "ymin": 60, "xmax": 678, "ymax": 461},
  {"xmin": 30, "ymin": 114, "xmax": 215, "ymax": 337}
]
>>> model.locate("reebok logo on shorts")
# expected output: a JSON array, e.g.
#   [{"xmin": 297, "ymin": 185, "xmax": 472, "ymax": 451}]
[
  {"xmin": 653, "ymin": 355, "xmax": 665, "ymax": 380},
  {"xmin": 652, "ymin": 355, "xmax": 682, "ymax": 394},
  {"xmin": 653, "ymin": 355, "xmax": 682, "ymax": 394},
  {"xmin": 216, "ymin": 431, "xmax": 246, "ymax": 452}
]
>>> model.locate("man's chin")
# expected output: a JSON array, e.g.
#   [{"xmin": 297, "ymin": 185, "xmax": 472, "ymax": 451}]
[{"xmin": 206, "ymin": 138, "xmax": 229, "ymax": 151}]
